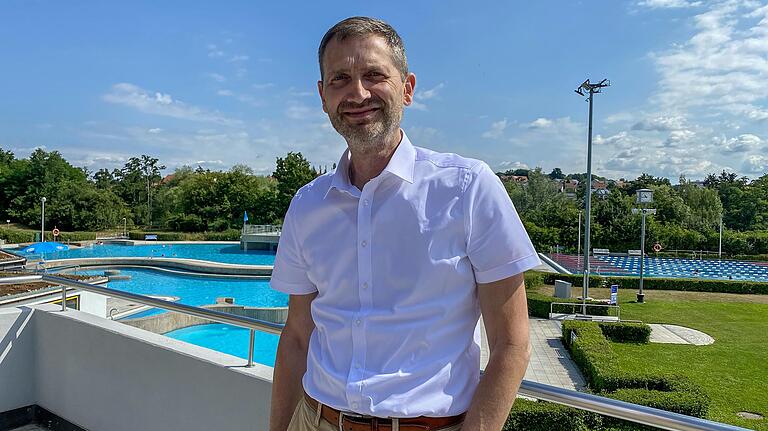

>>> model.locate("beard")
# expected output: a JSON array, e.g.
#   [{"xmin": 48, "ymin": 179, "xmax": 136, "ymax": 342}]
[{"xmin": 327, "ymin": 95, "xmax": 403, "ymax": 154}]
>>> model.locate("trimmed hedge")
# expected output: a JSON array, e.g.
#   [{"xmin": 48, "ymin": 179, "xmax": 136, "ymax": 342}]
[
  {"xmin": 561, "ymin": 321, "xmax": 709, "ymax": 424},
  {"xmin": 505, "ymin": 398, "xmax": 601, "ymax": 431},
  {"xmin": 128, "ymin": 229, "xmax": 241, "ymax": 241},
  {"xmin": 543, "ymin": 273, "xmax": 768, "ymax": 295},
  {"xmin": 526, "ymin": 289, "xmax": 612, "ymax": 318},
  {"xmin": 0, "ymin": 227, "xmax": 103, "ymax": 243},
  {"xmin": 598, "ymin": 322, "xmax": 651, "ymax": 344}
]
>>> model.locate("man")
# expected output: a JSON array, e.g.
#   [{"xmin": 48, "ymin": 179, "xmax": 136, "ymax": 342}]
[{"xmin": 269, "ymin": 17, "xmax": 540, "ymax": 431}]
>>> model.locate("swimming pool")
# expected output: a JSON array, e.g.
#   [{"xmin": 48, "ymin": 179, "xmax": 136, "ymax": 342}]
[
  {"xmin": 79, "ymin": 267, "xmax": 287, "ymax": 318},
  {"xmin": 165, "ymin": 324, "xmax": 280, "ymax": 366},
  {"xmin": 18, "ymin": 243, "xmax": 276, "ymax": 265},
  {"xmin": 549, "ymin": 253, "xmax": 768, "ymax": 282}
]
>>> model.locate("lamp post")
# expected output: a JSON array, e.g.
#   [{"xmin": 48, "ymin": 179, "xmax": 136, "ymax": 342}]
[
  {"xmin": 122, "ymin": 217, "xmax": 127, "ymax": 238},
  {"xmin": 632, "ymin": 189, "xmax": 655, "ymax": 303},
  {"xmin": 574, "ymin": 78, "xmax": 610, "ymax": 315},
  {"xmin": 577, "ymin": 210, "xmax": 582, "ymax": 269},
  {"xmin": 41, "ymin": 197, "xmax": 46, "ymax": 242},
  {"xmin": 718, "ymin": 214, "xmax": 723, "ymax": 260}
]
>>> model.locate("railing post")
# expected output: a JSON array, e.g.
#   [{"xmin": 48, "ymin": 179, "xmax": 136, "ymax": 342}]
[
  {"xmin": 61, "ymin": 286, "xmax": 67, "ymax": 311},
  {"xmin": 247, "ymin": 329, "xmax": 255, "ymax": 367}
]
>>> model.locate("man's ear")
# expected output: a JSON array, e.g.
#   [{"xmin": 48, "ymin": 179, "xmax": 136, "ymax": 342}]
[
  {"xmin": 317, "ymin": 80, "xmax": 328, "ymax": 113},
  {"xmin": 403, "ymin": 73, "xmax": 416, "ymax": 106}
]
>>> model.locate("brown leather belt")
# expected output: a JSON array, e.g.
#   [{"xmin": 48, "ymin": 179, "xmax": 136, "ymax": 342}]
[{"xmin": 303, "ymin": 392, "xmax": 465, "ymax": 431}]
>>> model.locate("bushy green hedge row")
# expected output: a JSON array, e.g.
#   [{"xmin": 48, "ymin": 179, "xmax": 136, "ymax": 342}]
[
  {"xmin": 128, "ymin": 229, "xmax": 241, "ymax": 241},
  {"xmin": 505, "ymin": 398, "xmax": 602, "ymax": 431},
  {"xmin": 598, "ymin": 322, "xmax": 651, "ymax": 344},
  {"xmin": 561, "ymin": 321, "xmax": 709, "ymax": 422},
  {"xmin": 526, "ymin": 289, "xmax": 612, "ymax": 318},
  {"xmin": 0, "ymin": 227, "xmax": 102, "ymax": 244},
  {"xmin": 543, "ymin": 273, "xmax": 768, "ymax": 294}
]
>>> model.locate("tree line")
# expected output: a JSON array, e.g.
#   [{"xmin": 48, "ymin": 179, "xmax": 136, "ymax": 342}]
[
  {"xmin": 1, "ymin": 146, "xmax": 766, "ymax": 255},
  {"xmin": 503, "ymin": 168, "xmax": 768, "ymax": 256},
  {"xmin": 0, "ymin": 147, "xmax": 315, "ymax": 233}
]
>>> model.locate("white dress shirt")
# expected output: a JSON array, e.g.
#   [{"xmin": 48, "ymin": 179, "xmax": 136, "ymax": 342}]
[{"xmin": 270, "ymin": 132, "xmax": 540, "ymax": 417}]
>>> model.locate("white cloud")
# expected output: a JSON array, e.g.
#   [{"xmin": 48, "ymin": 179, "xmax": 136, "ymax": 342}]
[
  {"xmin": 631, "ymin": 115, "xmax": 688, "ymax": 131},
  {"xmin": 207, "ymin": 43, "xmax": 225, "ymax": 58},
  {"xmin": 229, "ymin": 55, "xmax": 249, "ymax": 62},
  {"xmin": 216, "ymin": 89, "xmax": 234, "ymax": 96},
  {"xmin": 742, "ymin": 154, "xmax": 768, "ymax": 173},
  {"xmin": 482, "ymin": 119, "xmax": 508, "ymax": 139},
  {"xmin": 663, "ymin": 129, "xmax": 696, "ymax": 147},
  {"xmin": 206, "ymin": 73, "xmax": 226, "ymax": 83},
  {"xmin": 103, "ymin": 83, "xmax": 241, "ymax": 126},
  {"xmin": 253, "ymin": 83, "xmax": 275, "ymax": 90},
  {"xmin": 417, "ymin": 83, "xmax": 445, "ymax": 100},
  {"xmin": 285, "ymin": 102, "xmax": 323, "ymax": 120},
  {"xmin": 526, "ymin": 118, "xmax": 553, "ymax": 129},
  {"xmin": 637, "ymin": 0, "xmax": 702, "ymax": 9},
  {"xmin": 652, "ymin": 1, "xmax": 768, "ymax": 115},
  {"xmin": 147, "ymin": 128, "xmax": 163, "ymax": 134},
  {"xmin": 719, "ymin": 133, "xmax": 763, "ymax": 153},
  {"xmin": 495, "ymin": 161, "xmax": 529, "ymax": 171}
]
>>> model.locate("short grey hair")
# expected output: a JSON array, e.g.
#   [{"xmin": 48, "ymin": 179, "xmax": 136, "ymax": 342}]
[{"xmin": 318, "ymin": 16, "xmax": 408, "ymax": 82}]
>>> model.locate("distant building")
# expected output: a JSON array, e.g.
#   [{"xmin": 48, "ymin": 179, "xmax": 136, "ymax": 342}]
[
  {"xmin": 499, "ymin": 174, "xmax": 529, "ymax": 184},
  {"xmin": 562, "ymin": 179, "xmax": 579, "ymax": 199}
]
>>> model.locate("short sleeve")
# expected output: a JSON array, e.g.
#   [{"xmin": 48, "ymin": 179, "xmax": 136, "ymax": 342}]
[
  {"xmin": 270, "ymin": 196, "xmax": 318, "ymax": 295},
  {"xmin": 463, "ymin": 163, "xmax": 541, "ymax": 284}
]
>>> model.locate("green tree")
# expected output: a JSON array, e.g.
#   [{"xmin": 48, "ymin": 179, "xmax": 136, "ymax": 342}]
[{"xmin": 272, "ymin": 152, "xmax": 317, "ymax": 219}]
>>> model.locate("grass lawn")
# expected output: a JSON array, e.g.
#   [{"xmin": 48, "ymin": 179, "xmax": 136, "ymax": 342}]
[{"xmin": 536, "ymin": 285, "xmax": 768, "ymax": 430}]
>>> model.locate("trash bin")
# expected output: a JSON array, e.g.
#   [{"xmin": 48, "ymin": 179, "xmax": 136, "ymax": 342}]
[{"xmin": 554, "ymin": 280, "xmax": 572, "ymax": 299}]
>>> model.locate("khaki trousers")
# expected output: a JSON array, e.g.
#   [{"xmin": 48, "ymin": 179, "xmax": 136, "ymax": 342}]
[{"xmin": 286, "ymin": 397, "xmax": 464, "ymax": 431}]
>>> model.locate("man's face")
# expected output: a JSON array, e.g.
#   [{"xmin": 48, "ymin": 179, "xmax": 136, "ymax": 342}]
[{"xmin": 318, "ymin": 35, "xmax": 415, "ymax": 150}]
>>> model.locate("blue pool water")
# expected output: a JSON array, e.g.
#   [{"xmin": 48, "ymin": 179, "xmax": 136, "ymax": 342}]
[
  {"xmin": 78, "ymin": 267, "xmax": 287, "ymax": 318},
  {"xmin": 18, "ymin": 243, "xmax": 275, "ymax": 265},
  {"xmin": 165, "ymin": 324, "xmax": 280, "ymax": 366}
]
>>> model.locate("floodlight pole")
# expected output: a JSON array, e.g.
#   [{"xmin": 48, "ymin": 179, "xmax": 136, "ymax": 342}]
[
  {"xmin": 718, "ymin": 215, "xmax": 723, "ymax": 259},
  {"xmin": 41, "ymin": 197, "xmax": 46, "ymax": 242},
  {"xmin": 575, "ymin": 79, "xmax": 609, "ymax": 316}
]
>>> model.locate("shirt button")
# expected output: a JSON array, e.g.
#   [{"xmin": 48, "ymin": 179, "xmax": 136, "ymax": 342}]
[
  {"xmin": 361, "ymin": 240, "xmax": 367, "ymax": 247},
  {"xmin": 363, "ymin": 199, "xmax": 369, "ymax": 206},
  {"xmin": 355, "ymin": 319, "xmax": 361, "ymax": 326},
  {"xmin": 362, "ymin": 282, "xmax": 368, "ymax": 289},
  {"xmin": 352, "ymin": 402, "xmax": 359, "ymax": 409},
  {"xmin": 355, "ymin": 363, "xmax": 361, "ymax": 369}
]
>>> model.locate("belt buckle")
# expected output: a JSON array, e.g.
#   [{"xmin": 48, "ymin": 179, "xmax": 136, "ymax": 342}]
[{"xmin": 338, "ymin": 411, "xmax": 368, "ymax": 430}]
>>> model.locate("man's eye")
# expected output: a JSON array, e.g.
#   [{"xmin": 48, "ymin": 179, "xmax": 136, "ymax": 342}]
[{"xmin": 331, "ymin": 75, "xmax": 347, "ymax": 83}]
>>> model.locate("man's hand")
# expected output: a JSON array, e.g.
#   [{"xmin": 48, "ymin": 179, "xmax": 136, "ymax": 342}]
[
  {"xmin": 462, "ymin": 273, "xmax": 530, "ymax": 430},
  {"xmin": 269, "ymin": 292, "xmax": 317, "ymax": 431}
]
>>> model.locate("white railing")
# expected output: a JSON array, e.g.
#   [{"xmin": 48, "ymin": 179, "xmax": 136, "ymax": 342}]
[
  {"xmin": 242, "ymin": 224, "xmax": 281, "ymax": 235},
  {"xmin": 0, "ymin": 274, "xmax": 751, "ymax": 431}
]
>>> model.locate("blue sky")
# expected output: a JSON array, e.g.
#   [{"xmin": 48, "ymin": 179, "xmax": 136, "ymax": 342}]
[{"xmin": 1, "ymin": 0, "xmax": 767, "ymax": 180}]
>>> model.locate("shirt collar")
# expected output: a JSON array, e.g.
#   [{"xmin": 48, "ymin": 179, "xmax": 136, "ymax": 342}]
[{"xmin": 325, "ymin": 130, "xmax": 416, "ymax": 199}]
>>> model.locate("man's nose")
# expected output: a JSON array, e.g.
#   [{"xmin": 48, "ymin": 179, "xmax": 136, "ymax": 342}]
[{"xmin": 345, "ymin": 78, "xmax": 371, "ymax": 104}]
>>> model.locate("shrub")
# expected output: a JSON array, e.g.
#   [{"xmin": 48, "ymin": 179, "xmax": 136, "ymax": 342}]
[
  {"xmin": 561, "ymin": 321, "xmax": 709, "ymax": 421},
  {"xmin": 0, "ymin": 227, "xmax": 36, "ymax": 244},
  {"xmin": 505, "ymin": 398, "xmax": 601, "ymax": 431},
  {"xmin": 598, "ymin": 322, "xmax": 650, "ymax": 344},
  {"xmin": 542, "ymin": 273, "xmax": 768, "ymax": 295},
  {"xmin": 527, "ymin": 289, "xmax": 611, "ymax": 319}
]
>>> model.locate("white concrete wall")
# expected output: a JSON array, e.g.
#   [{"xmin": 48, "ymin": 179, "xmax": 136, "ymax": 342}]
[
  {"xmin": 77, "ymin": 291, "xmax": 107, "ymax": 318},
  {"xmin": 2, "ymin": 304, "xmax": 275, "ymax": 431},
  {"xmin": 0, "ymin": 307, "xmax": 37, "ymax": 412}
]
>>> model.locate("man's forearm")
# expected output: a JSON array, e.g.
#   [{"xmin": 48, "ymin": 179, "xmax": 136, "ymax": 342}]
[
  {"xmin": 269, "ymin": 335, "xmax": 309, "ymax": 431},
  {"xmin": 462, "ymin": 343, "xmax": 531, "ymax": 430}
]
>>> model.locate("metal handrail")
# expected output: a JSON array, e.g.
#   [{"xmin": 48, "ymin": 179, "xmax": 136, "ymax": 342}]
[
  {"xmin": 0, "ymin": 274, "xmax": 282, "ymax": 367},
  {"xmin": 0, "ymin": 274, "xmax": 750, "ymax": 430},
  {"xmin": 242, "ymin": 224, "xmax": 282, "ymax": 235}
]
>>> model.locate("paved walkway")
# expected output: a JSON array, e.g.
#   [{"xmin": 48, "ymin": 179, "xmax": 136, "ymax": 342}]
[
  {"xmin": 480, "ymin": 317, "xmax": 586, "ymax": 391},
  {"xmin": 649, "ymin": 324, "xmax": 715, "ymax": 345}
]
